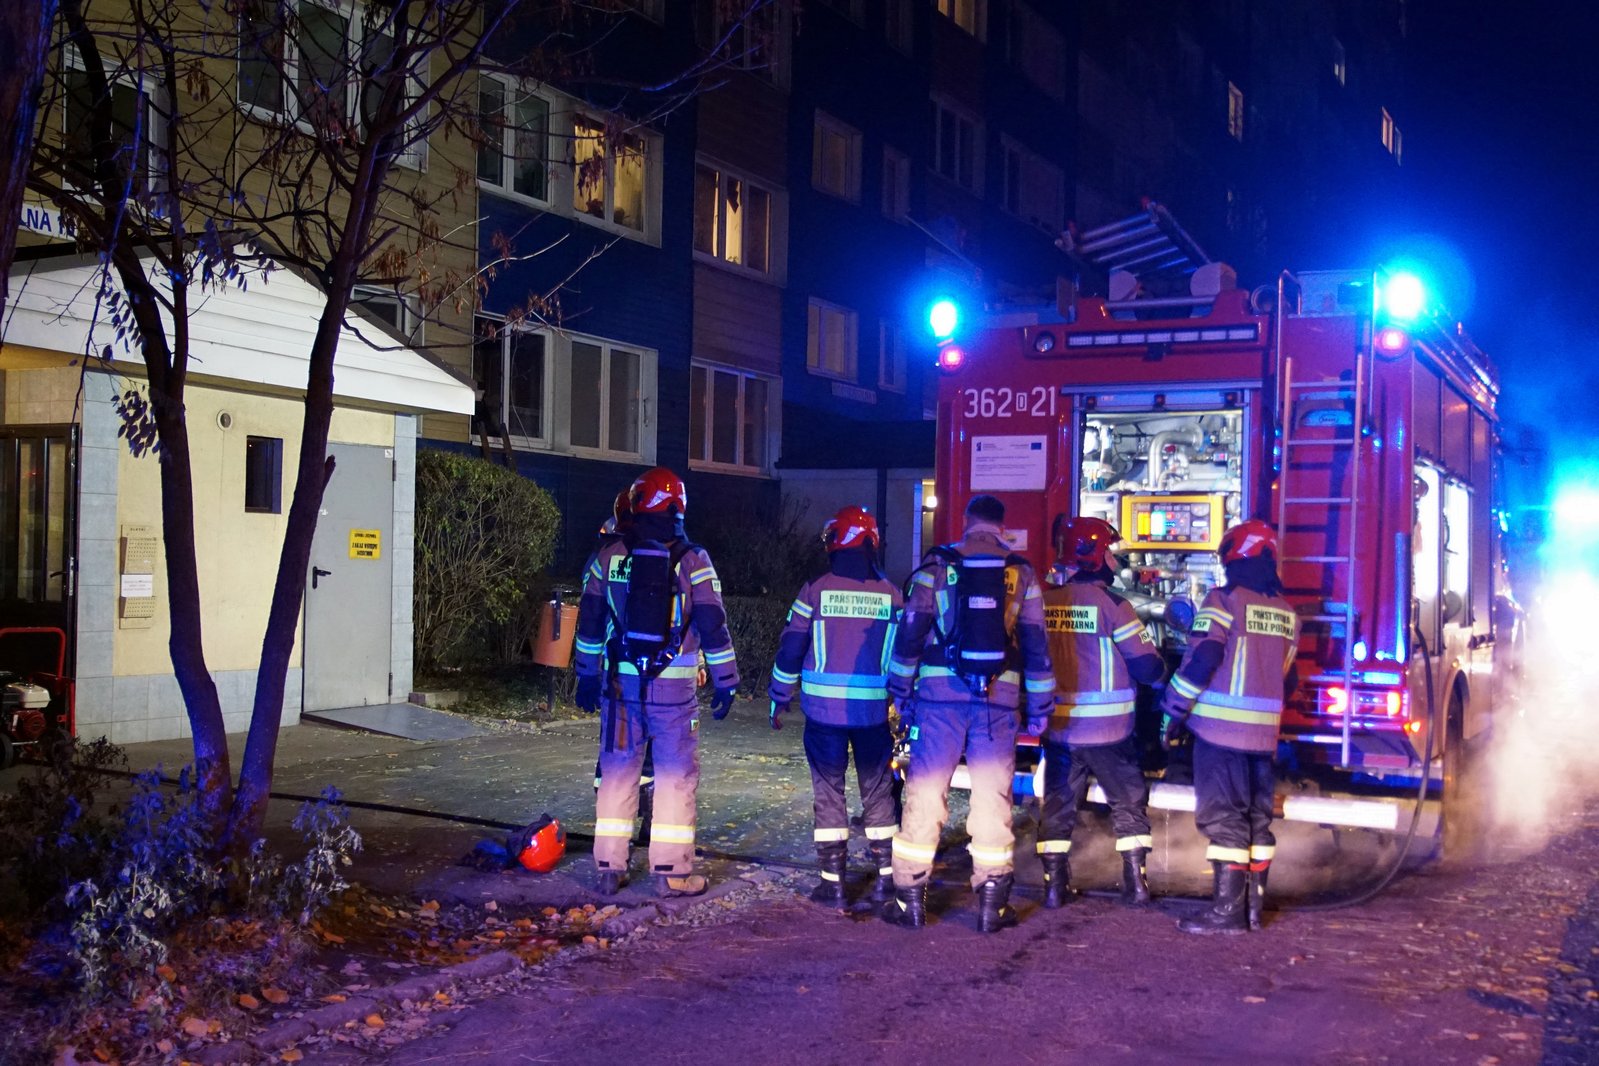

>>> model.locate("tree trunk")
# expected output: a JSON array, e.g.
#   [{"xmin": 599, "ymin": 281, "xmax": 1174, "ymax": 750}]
[{"xmin": 0, "ymin": 0, "xmax": 57, "ymax": 326}]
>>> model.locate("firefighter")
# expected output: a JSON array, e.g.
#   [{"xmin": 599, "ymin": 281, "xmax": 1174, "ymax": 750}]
[
  {"xmin": 769, "ymin": 506, "xmax": 903, "ymax": 910},
  {"xmin": 588, "ymin": 486, "xmax": 653, "ymax": 839},
  {"xmin": 1037, "ymin": 517, "xmax": 1167, "ymax": 907},
  {"xmin": 574, "ymin": 467, "xmax": 740, "ymax": 898},
  {"xmin": 1160, "ymin": 520, "xmax": 1298, "ymax": 934},
  {"xmin": 883, "ymin": 495, "xmax": 1055, "ymax": 932}
]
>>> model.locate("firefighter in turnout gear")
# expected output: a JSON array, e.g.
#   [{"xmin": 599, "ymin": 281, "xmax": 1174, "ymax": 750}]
[
  {"xmin": 588, "ymin": 486, "xmax": 654, "ymax": 842},
  {"xmin": 1161, "ymin": 520, "xmax": 1298, "ymax": 934},
  {"xmin": 1038, "ymin": 517, "xmax": 1167, "ymax": 907},
  {"xmin": 769, "ymin": 506, "xmax": 903, "ymax": 910},
  {"xmin": 574, "ymin": 468, "xmax": 740, "ymax": 898},
  {"xmin": 883, "ymin": 495, "xmax": 1055, "ymax": 932}
]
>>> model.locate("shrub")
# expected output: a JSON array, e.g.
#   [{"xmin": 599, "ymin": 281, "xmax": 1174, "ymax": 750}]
[
  {"xmin": 695, "ymin": 497, "xmax": 825, "ymax": 599},
  {"xmin": 0, "ymin": 737, "xmax": 127, "ymax": 922},
  {"xmin": 724, "ymin": 594, "xmax": 791, "ymax": 698},
  {"xmin": 415, "ymin": 450, "xmax": 562, "ymax": 669}
]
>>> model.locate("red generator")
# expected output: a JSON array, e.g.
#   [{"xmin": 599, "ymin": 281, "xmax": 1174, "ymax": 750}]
[{"xmin": 0, "ymin": 627, "xmax": 76, "ymax": 768}]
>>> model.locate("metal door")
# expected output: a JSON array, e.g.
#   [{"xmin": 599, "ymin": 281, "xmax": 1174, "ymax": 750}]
[
  {"xmin": 303, "ymin": 443, "xmax": 393, "ymax": 711},
  {"xmin": 0, "ymin": 427, "xmax": 76, "ymax": 639}
]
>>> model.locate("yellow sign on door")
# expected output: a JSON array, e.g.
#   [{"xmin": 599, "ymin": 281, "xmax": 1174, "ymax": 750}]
[{"xmin": 349, "ymin": 529, "xmax": 381, "ymax": 560}]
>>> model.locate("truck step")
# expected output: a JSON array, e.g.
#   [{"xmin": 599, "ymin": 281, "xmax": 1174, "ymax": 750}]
[
  {"xmin": 1284, "ymin": 436, "xmax": 1356, "ymax": 446},
  {"xmin": 1281, "ymin": 496, "xmax": 1354, "ymax": 505}
]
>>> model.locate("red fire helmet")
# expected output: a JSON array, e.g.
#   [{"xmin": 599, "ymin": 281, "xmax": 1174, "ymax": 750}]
[
  {"xmin": 1055, "ymin": 516, "xmax": 1120, "ymax": 572},
  {"xmin": 630, "ymin": 467, "xmax": 687, "ymax": 516},
  {"xmin": 612, "ymin": 486, "xmax": 635, "ymax": 532},
  {"xmin": 515, "ymin": 815, "xmax": 567, "ymax": 874},
  {"xmin": 823, "ymin": 505, "xmax": 881, "ymax": 552},
  {"xmin": 1219, "ymin": 520, "xmax": 1279, "ymax": 564}
]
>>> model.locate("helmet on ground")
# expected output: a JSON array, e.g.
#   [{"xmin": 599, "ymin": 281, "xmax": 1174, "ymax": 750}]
[
  {"xmin": 823, "ymin": 505, "xmax": 880, "ymax": 552},
  {"xmin": 630, "ymin": 467, "xmax": 687, "ymax": 516},
  {"xmin": 515, "ymin": 814, "xmax": 567, "ymax": 873},
  {"xmin": 1054, "ymin": 516, "xmax": 1120, "ymax": 572},
  {"xmin": 1219, "ymin": 520, "xmax": 1279, "ymax": 564}
]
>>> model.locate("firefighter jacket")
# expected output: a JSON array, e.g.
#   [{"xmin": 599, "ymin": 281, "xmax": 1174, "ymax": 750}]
[
  {"xmin": 768, "ymin": 572, "xmax": 902, "ymax": 728},
  {"xmin": 1165, "ymin": 586, "xmax": 1299, "ymax": 753},
  {"xmin": 887, "ymin": 523, "xmax": 1055, "ymax": 715},
  {"xmin": 573, "ymin": 538, "xmax": 740, "ymax": 705},
  {"xmin": 1042, "ymin": 579, "xmax": 1166, "ymax": 746}
]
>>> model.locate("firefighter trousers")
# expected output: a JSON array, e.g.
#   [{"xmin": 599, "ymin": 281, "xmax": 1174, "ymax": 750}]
[
  {"xmin": 1038, "ymin": 736, "xmax": 1151, "ymax": 854},
  {"xmin": 593, "ymin": 697, "xmax": 699, "ymax": 876},
  {"xmin": 803, "ymin": 719, "xmax": 897, "ymax": 857},
  {"xmin": 892, "ymin": 699, "xmax": 1019, "ymax": 890},
  {"xmin": 1193, "ymin": 736, "xmax": 1276, "ymax": 865}
]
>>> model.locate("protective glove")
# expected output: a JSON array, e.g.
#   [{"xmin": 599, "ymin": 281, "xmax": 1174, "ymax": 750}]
[
  {"xmin": 576, "ymin": 674, "xmax": 602, "ymax": 714},
  {"xmin": 769, "ymin": 699, "xmax": 789, "ymax": 731},
  {"xmin": 893, "ymin": 697, "xmax": 916, "ymax": 731},
  {"xmin": 1162, "ymin": 711, "xmax": 1190, "ymax": 746},
  {"xmin": 710, "ymin": 687, "xmax": 736, "ymax": 720},
  {"xmin": 1023, "ymin": 713, "xmax": 1050, "ymax": 738}
]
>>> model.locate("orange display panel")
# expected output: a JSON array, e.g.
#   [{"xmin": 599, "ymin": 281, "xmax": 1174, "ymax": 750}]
[{"xmin": 1118, "ymin": 494, "xmax": 1226, "ymax": 552}]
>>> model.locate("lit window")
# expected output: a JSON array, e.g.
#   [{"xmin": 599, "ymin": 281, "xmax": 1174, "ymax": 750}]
[
  {"xmin": 1007, "ymin": 2, "xmax": 1065, "ymax": 102},
  {"xmin": 473, "ymin": 315, "xmax": 549, "ymax": 446},
  {"xmin": 690, "ymin": 364, "xmax": 779, "ymax": 474},
  {"xmin": 932, "ymin": 98, "xmax": 982, "ymax": 193},
  {"xmin": 886, "ymin": 0, "xmax": 914, "ymax": 53},
  {"xmin": 807, "ymin": 299, "xmax": 859, "ymax": 380},
  {"xmin": 244, "ymin": 437, "xmax": 283, "ymax": 514},
  {"xmin": 572, "ymin": 115, "xmax": 652, "ymax": 233},
  {"xmin": 1001, "ymin": 137, "xmax": 1064, "ymax": 233},
  {"xmin": 936, "ymin": 0, "xmax": 986, "ymax": 39},
  {"xmin": 1227, "ymin": 81, "xmax": 1245, "ymax": 141},
  {"xmin": 1381, "ymin": 108, "xmax": 1402, "ymax": 163},
  {"xmin": 695, "ymin": 161, "xmax": 779, "ymax": 276},
  {"xmin": 878, "ymin": 323, "xmax": 906, "ymax": 392},
  {"xmin": 1332, "ymin": 38, "xmax": 1347, "ymax": 86},
  {"xmin": 715, "ymin": 1, "xmax": 790, "ymax": 86},
  {"xmin": 813, "ymin": 111, "xmax": 862, "ymax": 202},
  {"xmin": 882, "ymin": 146, "xmax": 910, "ymax": 221},
  {"xmin": 478, "ymin": 77, "xmax": 550, "ymax": 201}
]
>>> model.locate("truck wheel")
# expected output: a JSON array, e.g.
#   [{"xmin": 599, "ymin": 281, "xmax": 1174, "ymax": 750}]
[{"xmin": 1439, "ymin": 690, "xmax": 1473, "ymax": 862}]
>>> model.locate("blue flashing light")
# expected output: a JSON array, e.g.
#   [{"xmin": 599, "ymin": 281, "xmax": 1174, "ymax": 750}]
[
  {"xmin": 1380, "ymin": 272, "xmax": 1426, "ymax": 321},
  {"xmin": 928, "ymin": 298, "xmax": 959, "ymax": 339}
]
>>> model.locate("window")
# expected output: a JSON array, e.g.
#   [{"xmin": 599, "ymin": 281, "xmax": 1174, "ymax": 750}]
[
  {"xmin": 473, "ymin": 316, "xmax": 549, "ymax": 444},
  {"xmin": 936, "ymin": 0, "xmax": 986, "ymax": 39},
  {"xmin": 1001, "ymin": 138, "xmax": 1063, "ymax": 232},
  {"xmin": 807, "ymin": 299, "xmax": 858, "ymax": 380},
  {"xmin": 1332, "ymin": 38, "xmax": 1347, "ymax": 86},
  {"xmin": 572, "ymin": 115, "xmax": 652, "ymax": 233},
  {"xmin": 351, "ymin": 285, "xmax": 420, "ymax": 340},
  {"xmin": 886, "ymin": 0, "xmax": 914, "ymax": 52},
  {"xmin": 694, "ymin": 161, "xmax": 778, "ymax": 276},
  {"xmin": 878, "ymin": 322, "xmax": 906, "ymax": 392},
  {"xmin": 244, "ymin": 437, "xmax": 283, "ymax": 514},
  {"xmin": 932, "ymin": 98, "xmax": 982, "ymax": 192},
  {"xmin": 715, "ymin": 1, "xmax": 790, "ymax": 86},
  {"xmin": 477, "ymin": 77, "xmax": 550, "ymax": 201},
  {"xmin": 62, "ymin": 53, "xmax": 163, "ymax": 197},
  {"xmin": 1227, "ymin": 81, "xmax": 1245, "ymax": 141},
  {"xmin": 1007, "ymin": 2, "xmax": 1065, "ymax": 102},
  {"xmin": 882, "ymin": 146, "xmax": 910, "ymax": 221},
  {"xmin": 812, "ymin": 112, "xmax": 862, "ymax": 201},
  {"xmin": 1381, "ymin": 108, "xmax": 1403, "ymax": 163},
  {"xmin": 689, "ymin": 364, "xmax": 779, "ymax": 474},
  {"xmin": 568, "ymin": 340, "xmax": 644, "ymax": 456}
]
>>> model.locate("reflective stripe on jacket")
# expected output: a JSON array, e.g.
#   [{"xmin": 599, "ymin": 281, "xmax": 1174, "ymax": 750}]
[
  {"xmin": 574, "ymin": 539, "xmax": 739, "ymax": 705},
  {"xmin": 887, "ymin": 524, "xmax": 1055, "ymax": 713},
  {"xmin": 1168, "ymin": 586, "xmax": 1298, "ymax": 753},
  {"xmin": 769, "ymin": 572, "xmax": 902, "ymax": 727},
  {"xmin": 1042, "ymin": 582, "xmax": 1156, "ymax": 746}
]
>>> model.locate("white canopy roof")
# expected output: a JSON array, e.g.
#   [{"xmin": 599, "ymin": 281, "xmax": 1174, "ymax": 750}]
[{"xmin": 4, "ymin": 255, "xmax": 475, "ymax": 415}]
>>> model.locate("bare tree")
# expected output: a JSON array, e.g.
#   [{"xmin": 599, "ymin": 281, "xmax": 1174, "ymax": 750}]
[
  {"xmin": 0, "ymin": 0, "xmax": 58, "ymax": 325},
  {"xmin": 20, "ymin": 0, "xmax": 775, "ymax": 845}
]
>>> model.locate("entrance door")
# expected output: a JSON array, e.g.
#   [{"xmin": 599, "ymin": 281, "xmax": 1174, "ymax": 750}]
[
  {"xmin": 0, "ymin": 427, "xmax": 76, "ymax": 641},
  {"xmin": 303, "ymin": 443, "xmax": 393, "ymax": 711}
]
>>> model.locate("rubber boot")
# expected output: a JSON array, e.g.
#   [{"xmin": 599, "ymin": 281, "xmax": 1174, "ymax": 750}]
[
  {"xmin": 1248, "ymin": 862, "xmax": 1270, "ymax": 931},
  {"xmin": 1040, "ymin": 854, "xmax": 1071, "ymax": 909},
  {"xmin": 869, "ymin": 843, "xmax": 895, "ymax": 904},
  {"xmin": 1177, "ymin": 862, "xmax": 1248, "ymax": 935},
  {"xmin": 657, "ymin": 874, "xmax": 708, "ymax": 898},
  {"xmin": 881, "ymin": 882, "xmax": 927, "ymax": 930},
  {"xmin": 977, "ymin": 875, "xmax": 1019, "ymax": 933},
  {"xmin": 808, "ymin": 847, "xmax": 848, "ymax": 909},
  {"xmin": 597, "ymin": 869, "xmax": 626, "ymax": 896},
  {"xmin": 1120, "ymin": 848, "xmax": 1152, "ymax": 906}
]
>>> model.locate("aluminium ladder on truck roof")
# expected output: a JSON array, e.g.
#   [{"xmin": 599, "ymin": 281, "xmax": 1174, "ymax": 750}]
[
  {"xmin": 1058, "ymin": 199, "xmax": 1214, "ymax": 284},
  {"xmin": 1273, "ymin": 275, "xmax": 1367, "ymax": 769}
]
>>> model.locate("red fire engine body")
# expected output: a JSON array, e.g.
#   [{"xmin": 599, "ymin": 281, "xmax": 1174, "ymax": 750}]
[{"xmin": 932, "ymin": 267, "xmax": 1519, "ymax": 832}]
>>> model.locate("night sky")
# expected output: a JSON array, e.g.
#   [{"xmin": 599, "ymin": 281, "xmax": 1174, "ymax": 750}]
[{"xmin": 1389, "ymin": 0, "xmax": 1599, "ymax": 499}]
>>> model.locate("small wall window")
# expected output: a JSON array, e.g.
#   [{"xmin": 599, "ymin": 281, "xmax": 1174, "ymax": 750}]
[
  {"xmin": 1381, "ymin": 107, "xmax": 1403, "ymax": 163},
  {"xmin": 807, "ymin": 299, "xmax": 859, "ymax": 380},
  {"xmin": 932, "ymin": 98, "xmax": 983, "ymax": 193},
  {"xmin": 694, "ymin": 160, "xmax": 782, "ymax": 277},
  {"xmin": 1227, "ymin": 82, "xmax": 1245, "ymax": 141},
  {"xmin": 478, "ymin": 77, "xmax": 551, "ymax": 202},
  {"xmin": 936, "ymin": 0, "xmax": 986, "ymax": 40},
  {"xmin": 813, "ymin": 111, "xmax": 862, "ymax": 202},
  {"xmin": 244, "ymin": 436, "xmax": 283, "ymax": 514},
  {"xmin": 689, "ymin": 363, "xmax": 780, "ymax": 475},
  {"xmin": 886, "ymin": 0, "xmax": 914, "ymax": 53},
  {"xmin": 878, "ymin": 322, "xmax": 906, "ymax": 391},
  {"xmin": 882, "ymin": 146, "xmax": 911, "ymax": 221},
  {"xmin": 1332, "ymin": 38, "xmax": 1347, "ymax": 86}
]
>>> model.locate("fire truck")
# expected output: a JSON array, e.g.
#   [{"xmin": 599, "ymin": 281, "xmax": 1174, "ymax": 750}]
[{"xmin": 933, "ymin": 204, "xmax": 1521, "ymax": 838}]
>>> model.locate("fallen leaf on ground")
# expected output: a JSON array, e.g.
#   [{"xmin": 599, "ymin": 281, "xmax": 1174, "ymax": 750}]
[
  {"xmin": 262, "ymin": 988, "xmax": 289, "ymax": 1005},
  {"xmin": 180, "ymin": 1018, "xmax": 210, "ymax": 1039},
  {"xmin": 155, "ymin": 1041, "xmax": 174, "ymax": 1055},
  {"xmin": 156, "ymin": 965, "xmax": 177, "ymax": 982},
  {"xmin": 484, "ymin": 901, "xmax": 498, "ymax": 912},
  {"xmin": 1243, "ymin": 996, "xmax": 1266, "ymax": 1004},
  {"xmin": 238, "ymin": 994, "xmax": 261, "ymax": 1010},
  {"xmin": 364, "ymin": 1014, "xmax": 385, "ymax": 1029},
  {"xmin": 321, "ymin": 994, "xmax": 347, "ymax": 1004},
  {"xmin": 280, "ymin": 1051, "xmax": 303, "ymax": 1063}
]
